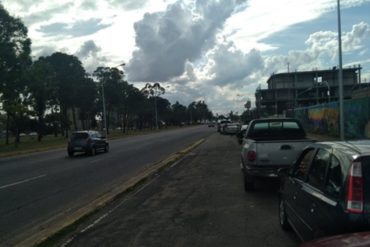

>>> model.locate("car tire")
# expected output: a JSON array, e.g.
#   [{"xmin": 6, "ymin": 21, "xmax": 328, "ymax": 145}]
[
  {"xmin": 104, "ymin": 144, "xmax": 109, "ymax": 153},
  {"xmin": 242, "ymin": 171, "xmax": 254, "ymax": 191},
  {"xmin": 279, "ymin": 196, "xmax": 291, "ymax": 230},
  {"xmin": 89, "ymin": 146, "xmax": 96, "ymax": 156}
]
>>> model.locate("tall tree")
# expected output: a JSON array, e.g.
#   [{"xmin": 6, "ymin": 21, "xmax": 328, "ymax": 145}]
[
  {"xmin": 171, "ymin": 101, "xmax": 187, "ymax": 125},
  {"xmin": 44, "ymin": 52, "xmax": 86, "ymax": 137},
  {"xmin": 76, "ymin": 76, "xmax": 98, "ymax": 130},
  {"xmin": 188, "ymin": 101, "xmax": 213, "ymax": 123},
  {"xmin": 141, "ymin": 83, "xmax": 165, "ymax": 129},
  {"xmin": 0, "ymin": 4, "xmax": 31, "ymax": 144},
  {"xmin": 125, "ymin": 85, "xmax": 151, "ymax": 130},
  {"xmin": 28, "ymin": 57, "xmax": 55, "ymax": 141},
  {"xmin": 93, "ymin": 67, "xmax": 126, "ymax": 134}
]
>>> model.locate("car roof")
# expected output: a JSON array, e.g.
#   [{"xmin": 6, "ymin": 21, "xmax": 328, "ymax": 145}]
[
  {"xmin": 308, "ymin": 140, "xmax": 370, "ymax": 158},
  {"xmin": 72, "ymin": 130, "xmax": 96, "ymax": 134},
  {"xmin": 251, "ymin": 118, "xmax": 300, "ymax": 123}
]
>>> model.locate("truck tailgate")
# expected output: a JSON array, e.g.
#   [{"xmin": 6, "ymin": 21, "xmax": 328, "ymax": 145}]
[{"xmin": 255, "ymin": 140, "xmax": 311, "ymax": 166}]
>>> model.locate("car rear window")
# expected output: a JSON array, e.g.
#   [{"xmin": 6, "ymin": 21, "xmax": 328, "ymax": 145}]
[
  {"xmin": 360, "ymin": 156, "xmax": 370, "ymax": 212},
  {"xmin": 249, "ymin": 121, "xmax": 305, "ymax": 140},
  {"xmin": 71, "ymin": 133, "xmax": 89, "ymax": 140}
]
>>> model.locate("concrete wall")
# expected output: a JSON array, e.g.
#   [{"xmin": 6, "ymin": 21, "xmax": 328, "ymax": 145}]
[{"xmin": 294, "ymin": 97, "xmax": 370, "ymax": 139}]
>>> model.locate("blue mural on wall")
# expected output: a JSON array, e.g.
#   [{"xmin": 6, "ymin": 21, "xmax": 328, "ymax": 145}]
[{"xmin": 294, "ymin": 98, "xmax": 370, "ymax": 139}]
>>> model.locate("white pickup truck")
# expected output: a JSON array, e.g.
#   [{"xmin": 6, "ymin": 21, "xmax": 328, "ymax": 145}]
[{"xmin": 240, "ymin": 118, "xmax": 313, "ymax": 191}]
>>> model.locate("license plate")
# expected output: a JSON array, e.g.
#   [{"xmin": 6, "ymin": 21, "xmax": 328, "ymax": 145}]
[{"xmin": 74, "ymin": 147, "xmax": 83, "ymax": 151}]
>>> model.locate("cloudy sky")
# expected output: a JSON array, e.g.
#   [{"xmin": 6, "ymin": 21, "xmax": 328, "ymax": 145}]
[{"xmin": 2, "ymin": 0, "xmax": 370, "ymax": 115}]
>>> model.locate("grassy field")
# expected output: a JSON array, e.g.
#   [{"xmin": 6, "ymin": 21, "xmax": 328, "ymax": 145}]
[{"xmin": 0, "ymin": 127, "xmax": 188, "ymax": 158}]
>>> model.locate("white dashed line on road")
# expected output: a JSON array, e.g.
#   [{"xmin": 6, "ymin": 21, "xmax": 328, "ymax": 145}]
[{"xmin": 0, "ymin": 174, "xmax": 47, "ymax": 190}]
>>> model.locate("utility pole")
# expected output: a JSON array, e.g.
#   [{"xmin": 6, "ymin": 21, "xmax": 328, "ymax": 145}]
[
  {"xmin": 154, "ymin": 96, "xmax": 158, "ymax": 130},
  {"xmin": 337, "ymin": 0, "xmax": 344, "ymax": 140},
  {"xmin": 101, "ymin": 82, "xmax": 108, "ymax": 138},
  {"xmin": 315, "ymin": 68, "xmax": 319, "ymax": 105}
]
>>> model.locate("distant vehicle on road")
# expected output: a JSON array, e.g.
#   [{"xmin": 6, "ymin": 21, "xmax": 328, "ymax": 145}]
[
  {"xmin": 279, "ymin": 140, "xmax": 370, "ymax": 242},
  {"xmin": 222, "ymin": 122, "xmax": 240, "ymax": 135},
  {"xmin": 240, "ymin": 118, "xmax": 312, "ymax": 191},
  {"xmin": 217, "ymin": 119, "xmax": 231, "ymax": 132},
  {"xmin": 208, "ymin": 121, "xmax": 216, "ymax": 127},
  {"xmin": 67, "ymin": 130, "xmax": 109, "ymax": 157}
]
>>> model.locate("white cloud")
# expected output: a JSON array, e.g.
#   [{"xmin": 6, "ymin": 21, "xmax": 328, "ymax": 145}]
[
  {"xmin": 126, "ymin": 0, "xmax": 247, "ymax": 82},
  {"xmin": 1, "ymin": 0, "xmax": 370, "ymax": 115},
  {"xmin": 262, "ymin": 21, "xmax": 370, "ymax": 77},
  {"xmin": 222, "ymin": 0, "xmax": 370, "ymax": 53},
  {"xmin": 205, "ymin": 43, "xmax": 264, "ymax": 86}
]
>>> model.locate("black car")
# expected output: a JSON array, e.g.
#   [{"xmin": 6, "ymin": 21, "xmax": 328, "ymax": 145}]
[
  {"xmin": 67, "ymin": 130, "xmax": 109, "ymax": 157},
  {"xmin": 279, "ymin": 140, "xmax": 370, "ymax": 242}
]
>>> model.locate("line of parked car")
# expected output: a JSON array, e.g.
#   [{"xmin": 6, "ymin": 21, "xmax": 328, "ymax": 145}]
[{"xmin": 235, "ymin": 117, "xmax": 370, "ymax": 246}]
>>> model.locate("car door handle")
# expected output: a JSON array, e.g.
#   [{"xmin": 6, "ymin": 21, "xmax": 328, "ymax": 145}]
[
  {"xmin": 310, "ymin": 203, "xmax": 316, "ymax": 213},
  {"xmin": 293, "ymin": 193, "xmax": 297, "ymax": 200}
]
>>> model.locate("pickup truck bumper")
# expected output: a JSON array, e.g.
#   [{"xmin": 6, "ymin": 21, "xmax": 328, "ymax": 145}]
[{"xmin": 241, "ymin": 163, "xmax": 291, "ymax": 178}]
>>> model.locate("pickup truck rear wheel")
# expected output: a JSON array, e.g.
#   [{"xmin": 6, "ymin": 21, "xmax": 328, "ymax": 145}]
[{"xmin": 242, "ymin": 172, "xmax": 254, "ymax": 191}]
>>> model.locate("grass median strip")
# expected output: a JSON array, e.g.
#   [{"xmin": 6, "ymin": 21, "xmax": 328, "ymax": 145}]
[
  {"xmin": 0, "ymin": 126, "xmax": 194, "ymax": 158},
  {"xmin": 18, "ymin": 138, "xmax": 205, "ymax": 247}
]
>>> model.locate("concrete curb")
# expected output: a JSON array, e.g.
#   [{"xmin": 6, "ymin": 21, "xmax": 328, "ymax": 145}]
[{"xmin": 15, "ymin": 138, "xmax": 205, "ymax": 247}]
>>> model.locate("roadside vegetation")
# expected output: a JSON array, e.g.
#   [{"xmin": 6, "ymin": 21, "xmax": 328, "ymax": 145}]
[
  {"xmin": 0, "ymin": 125, "xmax": 195, "ymax": 157},
  {"xmin": 0, "ymin": 4, "xmax": 215, "ymax": 152}
]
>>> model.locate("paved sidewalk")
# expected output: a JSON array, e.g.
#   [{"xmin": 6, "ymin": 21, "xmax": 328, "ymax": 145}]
[{"xmin": 58, "ymin": 133, "xmax": 298, "ymax": 247}]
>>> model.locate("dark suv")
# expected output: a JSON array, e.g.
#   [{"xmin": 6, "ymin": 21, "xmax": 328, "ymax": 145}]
[
  {"xmin": 279, "ymin": 140, "xmax": 370, "ymax": 242},
  {"xmin": 67, "ymin": 130, "xmax": 109, "ymax": 157}
]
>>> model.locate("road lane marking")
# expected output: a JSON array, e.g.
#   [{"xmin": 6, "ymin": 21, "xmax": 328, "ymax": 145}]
[
  {"xmin": 27, "ymin": 138, "xmax": 206, "ymax": 247},
  {"xmin": 0, "ymin": 174, "xmax": 47, "ymax": 190},
  {"xmin": 89, "ymin": 158, "xmax": 105, "ymax": 164},
  {"xmin": 62, "ymin": 147, "xmax": 197, "ymax": 245}
]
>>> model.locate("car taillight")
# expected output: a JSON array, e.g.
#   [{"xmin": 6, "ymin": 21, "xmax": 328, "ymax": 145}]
[
  {"xmin": 346, "ymin": 161, "xmax": 364, "ymax": 214},
  {"xmin": 247, "ymin": 150, "xmax": 257, "ymax": 162}
]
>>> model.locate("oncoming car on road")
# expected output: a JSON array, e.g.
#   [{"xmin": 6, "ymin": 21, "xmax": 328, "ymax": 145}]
[{"xmin": 67, "ymin": 130, "xmax": 109, "ymax": 157}]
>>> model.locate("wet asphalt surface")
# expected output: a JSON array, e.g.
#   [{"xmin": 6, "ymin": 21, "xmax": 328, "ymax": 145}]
[{"xmin": 57, "ymin": 131, "xmax": 300, "ymax": 247}]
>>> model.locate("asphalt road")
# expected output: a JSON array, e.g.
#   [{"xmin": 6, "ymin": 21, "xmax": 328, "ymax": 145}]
[
  {"xmin": 56, "ymin": 131, "xmax": 300, "ymax": 247},
  {"xmin": 0, "ymin": 126, "xmax": 213, "ymax": 246}
]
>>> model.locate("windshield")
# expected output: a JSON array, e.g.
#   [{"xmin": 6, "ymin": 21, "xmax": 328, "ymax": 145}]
[{"xmin": 71, "ymin": 133, "xmax": 89, "ymax": 140}]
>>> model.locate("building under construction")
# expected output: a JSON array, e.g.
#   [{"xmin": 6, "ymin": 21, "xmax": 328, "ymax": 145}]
[{"xmin": 255, "ymin": 66, "xmax": 364, "ymax": 116}]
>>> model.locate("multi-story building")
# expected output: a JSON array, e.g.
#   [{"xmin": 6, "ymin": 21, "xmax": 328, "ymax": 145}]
[{"xmin": 255, "ymin": 66, "xmax": 363, "ymax": 116}]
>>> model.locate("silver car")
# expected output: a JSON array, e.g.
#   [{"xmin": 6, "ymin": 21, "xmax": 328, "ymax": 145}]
[{"xmin": 222, "ymin": 122, "xmax": 241, "ymax": 135}]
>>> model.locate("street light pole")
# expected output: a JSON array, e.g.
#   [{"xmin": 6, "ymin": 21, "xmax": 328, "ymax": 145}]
[
  {"xmin": 101, "ymin": 82, "xmax": 108, "ymax": 138},
  {"xmin": 323, "ymin": 81, "xmax": 331, "ymax": 103},
  {"xmin": 337, "ymin": 0, "xmax": 344, "ymax": 140},
  {"xmin": 154, "ymin": 96, "xmax": 158, "ymax": 130}
]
